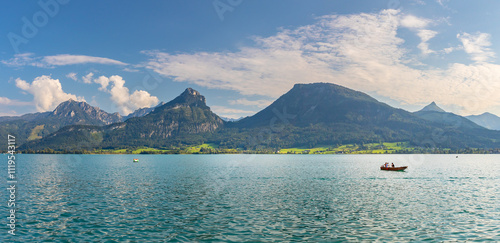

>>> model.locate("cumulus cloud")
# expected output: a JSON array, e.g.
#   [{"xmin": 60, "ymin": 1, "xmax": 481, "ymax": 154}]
[
  {"xmin": 142, "ymin": 9, "xmax": 500, "ymax": 115},
  {"xmin": 92, "ymin": 75, "xmax": 159, "ymax": 115},
  {"xmin": 66, "ymin": 72, "xmax": 78, "ymax": 81},
  {"xmin": 82, "ymin": 72, "xmax": 94, "ymax": 84},
  {"xmin": 94, "ymin": 75, "xmax": 110, "ymax": 91},
  {"xmin": 15, "ymin": 75, "xmax": 85, "ymax": 112},
  {"xmin": 457, "ymin": 32, "xmax": 495, "ymax": 63},
  {"xmin": 2, "ymin": 53, "xmax": 127, "ymax": 67}
]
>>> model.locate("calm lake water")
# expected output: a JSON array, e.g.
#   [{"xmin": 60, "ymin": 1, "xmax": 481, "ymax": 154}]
[{"xmin": 1, "ymin": 154, "xmax": 499, "ymax": 242}]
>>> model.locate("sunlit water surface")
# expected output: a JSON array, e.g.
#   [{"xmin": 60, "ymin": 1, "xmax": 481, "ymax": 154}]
[{"xmin": 1, "ymin": 154, "xmax": 499, "ymax": 242}]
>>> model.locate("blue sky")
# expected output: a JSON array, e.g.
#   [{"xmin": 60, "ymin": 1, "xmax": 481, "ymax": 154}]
[{"xmin": 2, "ymin": 0, "xmax": 500, "ymax": 118}]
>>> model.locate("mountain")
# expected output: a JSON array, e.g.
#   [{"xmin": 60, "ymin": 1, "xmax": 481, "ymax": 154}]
[
  {"xmin": 18, "ymin": 83, "xmax": 500, "ymax": 152},
  {"xmin": 236, "ymin": 83, "xmax": 416, "ymax": 127},
  {"xmin": 227, "ymin": 83, "xmax": 499, "ymax": 149},
  {"xmin": 414, "ymin": 102, "xmax": 483, "ymax": 130},
  {"xmin": 22, "ymin": 88, "xmax": 224, "ymax": 151},
  {"xmin": 419, "ymin": 101, "xmax": 445, "ymax": 112},
  {"xmin": 220, "ymin": 116, "xmax": 244, "ymax": 122},
  {"xmin": 48, "ymin": 99, "xmax": 122, "ymax": 125},
  {"xmin": 0, "ymin": 99, "xmax": 122, "ymax": 147},
  {"xmin": 123, "ymin": 102, "xmax": 166, "ymax": 121},
  {"xmin": 106, "ymin": 88, "xmax": 223, "ymax": 145},
  {"xmin": 466, "ymin": 112, "xmax": 500, "ymax": 130},
  {"xmin": 227, "ymin": 83, "xmax": 443, "ymax": 148}
]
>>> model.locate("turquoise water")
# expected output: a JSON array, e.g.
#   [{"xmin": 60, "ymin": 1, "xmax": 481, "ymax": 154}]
[{"xmin": 1, "ymin": 154, "xmax": 499, "ymax": 242}]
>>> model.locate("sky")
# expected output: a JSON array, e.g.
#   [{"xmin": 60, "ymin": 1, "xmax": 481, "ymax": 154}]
[{"xmin": 2, "ymin": 0, "xmax": 500, "ymax": 118}]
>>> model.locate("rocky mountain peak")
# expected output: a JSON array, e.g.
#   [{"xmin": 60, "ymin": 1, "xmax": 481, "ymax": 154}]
[
  {"xmin": 50, "ymin": 99, "xmax": 122, "ymax": 125},
  {"xmin": 164, "ymin": 88, "xmax": 207, "ymax": 108},
  {"xmin": 419, "ymin": 101, "xmax": 445, "ymax": 113}
]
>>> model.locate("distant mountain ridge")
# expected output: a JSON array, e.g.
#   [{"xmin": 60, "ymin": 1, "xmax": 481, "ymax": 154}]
[
  {"xmin": 123, "ymin": 102, "xmax": 166, "ymax": 120},
  {"xmin": 413, "ymin": 102, "xmax": 484, "ymax": 130},
  {"xmin": 0, "ymin": 112, "xmax": 51, "ymax": 123},
  {"xmin": 466, "ymin": 112, "xmax": 500, "ymax": 130},
  {"xmin": 220, "ymin": 116, "xmax": 244, "ymax": 122}
]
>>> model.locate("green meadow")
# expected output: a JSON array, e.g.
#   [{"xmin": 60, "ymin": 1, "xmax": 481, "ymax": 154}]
[{"xmin": 91, "ymin": 142, "xmax": 414, "ymax": 154}]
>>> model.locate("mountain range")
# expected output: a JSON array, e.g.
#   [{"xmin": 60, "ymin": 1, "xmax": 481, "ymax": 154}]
[{"xmin": 4, "ymin": 83, "xmax": 500, "ymax": 152}]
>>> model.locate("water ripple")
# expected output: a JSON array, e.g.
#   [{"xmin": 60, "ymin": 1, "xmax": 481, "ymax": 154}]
[{"xmin": 0, "ymin": 154, "xmax": 498, "ymax": 242}]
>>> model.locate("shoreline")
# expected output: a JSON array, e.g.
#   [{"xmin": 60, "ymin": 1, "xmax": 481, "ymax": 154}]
[{"xmin": 7, "ymin": 152, "xmax": 500, "ymax": 155}]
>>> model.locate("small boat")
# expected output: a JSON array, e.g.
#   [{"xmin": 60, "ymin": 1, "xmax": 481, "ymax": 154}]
[
  {"xmin": 133, "ymin": 159, "xmax": 139, "ymax": 163},
  {"xmin": 380, "ymin": 166, "xmax": 407, "ymax": 171}
]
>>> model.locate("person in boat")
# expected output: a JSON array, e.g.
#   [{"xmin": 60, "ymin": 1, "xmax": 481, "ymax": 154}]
[
  {"xmin": 384, "ymin": 162, "xmax": 388, "ymax": 168},
  {"xmin": 391, "ymin": 163, "xmax": 395, "ymax": 168}
]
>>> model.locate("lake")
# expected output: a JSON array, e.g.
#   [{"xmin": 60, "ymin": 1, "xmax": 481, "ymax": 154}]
[{"xmin": 1, "ymin": 154, "xmax": 499, "ymax": 242}]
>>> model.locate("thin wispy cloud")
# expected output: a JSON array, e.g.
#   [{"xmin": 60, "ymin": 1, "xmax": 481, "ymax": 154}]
[
  {"xmin": 2, "ymin": 53, "xmax": 127, "ymax": 67},
  {"xmin": 82, "ymin": 72, "xmax": 94, "ymax": 84},
  {"xmin": 0, "ymin": 97, "xmax": 32, "ymax": 106},
  {"xmin": 44, "ymin": 54, "xmax": 127, "ymax": 66},
  {"xmin": 143, "ymin": 9, "xmax": 500, "ymax": 115},
  {"xmin": 400, "ymin": 15, "xmax": 437, "ymax": 55},
  {"xmin": 457, "ymin": 32, "xmax": 495, "ymax": 63},
  {"xmin": 210, "ymin": 105, "xmax": 256, "ymax": 119},
  {"xmin": 66, "ymin": 72, "xmax": 78, "ymax": 81},
  {"xmin": 229, "ymin": 98, "xmax": 273, "ymax": 108}
]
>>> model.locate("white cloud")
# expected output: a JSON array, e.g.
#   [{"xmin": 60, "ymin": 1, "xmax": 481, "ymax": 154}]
[
  {"xmin": 15, "ymin": 75, "xmax": 85, "ymax": 112},
  {"xmin": 93, "ymin": 75, "xmax": 159, "ymax": 115},
  {"xmin": 229, "ymin": 98, "xmax": 273, "ymax": 108},
  {"xmin": 211, "ymin": 105, "xmax": 256, "ymax": 119},
  {"xmin": 443, "ymin": 47, "xmax": 455, "ymax": 54},
  {"xmin": 94, "ymin": 75, "xmax": 110, "ymax": 91},
  {"xmin": 457, "ymin": 32, "xmax": 495, "ymax": 63},
  {"xmin": 0, "ymin": 111, "xmax": 18, "ymax": 116},
  {"xmin": 1, "ymin": 53, "xmax": 51, "ymax": 68},
  {"xmin": 143, "ymin": 9, "xmax": 500, "ymax": 116},
  {"xmin": 437, "ymin": 0, "xmax": 449, "ymax": 7},
  {"xmin": 43, "ymin": 54, "xmax": 127, "ymax": 66},
  {"xmin": 416, "ymin": 29, "xmax": 438, "ymax": 54},
  {"xmin": 0, "ymin": 97, "xmax": 11, "ymax": 104},
  {"xmin": 82, "ymin": 72, "xmax": 94, "ymax": 84},
  {"xmin": 0, "ymin": 97, "xmax": 31, "ymax": 106},
  {"xmin": 400, "ymin": 15, "xmax": 430, "ymax": 29},
  {"xmin": 123, "ymin": 67, "xmax": 140, "ymax": 72},
  {"xmin": 400, "ymin": 15, "xmax": 437, "ymax": 55},
  {"xmin": 66, "ymin": 72, "xmax": 78, "ymax": 81},
  {"xmin": 1, "ymin": 53, "xmax": 127, "ymax": 67}
]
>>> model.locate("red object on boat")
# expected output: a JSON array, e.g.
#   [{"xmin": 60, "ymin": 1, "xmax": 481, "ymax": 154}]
[{"xmin": 380, "ymin": 166, "xmax": 408, "ymax": 171}]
